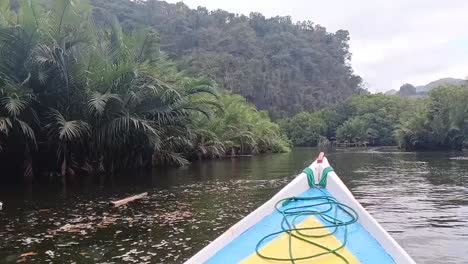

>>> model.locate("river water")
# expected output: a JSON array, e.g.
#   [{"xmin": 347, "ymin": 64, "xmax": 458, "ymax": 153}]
[{"xmin": 0, "ymin": 147, "xmax": 467, "ymax": 263}]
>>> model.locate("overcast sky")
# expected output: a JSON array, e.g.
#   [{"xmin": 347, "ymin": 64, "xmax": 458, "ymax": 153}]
[{"xmin": 167, "ymin": 0, "xmax": 468, "ymax": 92}]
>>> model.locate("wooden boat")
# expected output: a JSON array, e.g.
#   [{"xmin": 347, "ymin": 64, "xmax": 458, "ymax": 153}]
[{"xmin": 186, "ymin": 153, "xmax": 415, "ymax": 264}]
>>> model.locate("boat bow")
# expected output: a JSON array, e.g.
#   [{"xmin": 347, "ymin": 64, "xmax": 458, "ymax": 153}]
[{"xmin": 186, "ymin": 153, "xmax": 415, "ymax": 264}]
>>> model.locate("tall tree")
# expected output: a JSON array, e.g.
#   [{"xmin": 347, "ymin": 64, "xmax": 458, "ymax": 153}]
[{"xmin": 90, "ymin": 0, "xmax": 364, "ymax": 118}]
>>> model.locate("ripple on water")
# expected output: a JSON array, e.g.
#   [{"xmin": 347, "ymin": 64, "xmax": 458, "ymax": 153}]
[
  {"xmin": 1, "ymin": 147, "xmax": 467, "ymax": 263},
  {"xmin": 449, "ymin": 156, "xmax": 468, "ymax": 160}
]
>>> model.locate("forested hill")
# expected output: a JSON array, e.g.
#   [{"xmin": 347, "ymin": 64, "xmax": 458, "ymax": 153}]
[
  {"xmin": 386, "ymin": 78, "xmax": 466, "ymax": 96},
  {"xmin": 90, "ymin": 0, "xmax": 363, "ymax": 118}
]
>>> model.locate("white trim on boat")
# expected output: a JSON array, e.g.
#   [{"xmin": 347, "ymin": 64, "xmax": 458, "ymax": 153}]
[{"xmin": 185, "ymin": 154, "xmax": 415, "ymax": 264}]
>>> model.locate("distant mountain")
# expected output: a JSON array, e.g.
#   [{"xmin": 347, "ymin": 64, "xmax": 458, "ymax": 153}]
[
  {"xmin": 385, "ymin": 89, "xmax": 397, "ymax": 95},
  {"xmin": 384, "ymin": 78, "xmax": 466, "ymax": 96},
  {"xmin": 397, "ymin": 83, "xmax": 417, "ymax": 96},
  {"xmin": 415, "ymin": 78, "xmax": 466, "ymax": 93}
]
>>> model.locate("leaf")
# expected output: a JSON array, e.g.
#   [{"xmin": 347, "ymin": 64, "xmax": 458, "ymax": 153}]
[
  {"xmin": 17, "ymin": 120, "xmax": 37, "ymax": 148},
  {"xmin": 47, "ymin": 109, "xmax": 90, "ymax": 142},
  {"xmin": 0, "ymin": 96, "xmax": 27, "ymax": 117},
  {"xmin": 0, "ymin": 117, "xmax": 12, "ymax": 135},
  {"xmin": 87, "ymin": 92, "xmax": 122, "ymax": 117}
]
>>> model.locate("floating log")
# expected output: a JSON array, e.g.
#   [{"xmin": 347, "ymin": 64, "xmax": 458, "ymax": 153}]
[
  {"xmin": 110, "ymin": 192, "xmax": 148, "ymax": 207},
  {"xmin": 20, "ymin": 252, "xmax": 37, "ymax": 257}
]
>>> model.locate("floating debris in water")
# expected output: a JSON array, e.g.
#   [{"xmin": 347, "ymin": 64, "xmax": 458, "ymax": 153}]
[
  {"xmin": 0, "ymin": 179, "xmax": 287, "ymax": 263},
  {"xmin": 19, "ymin": 252, "xmax": 37, "ymax": 257},
  {"xmin": 20, "ymin": 237, "xmax": 43, "ymax": 245},
  {"xmin": 449, "ymin": 156, "xmax": 468, "ymax": 160},
  {"xmin": 45, "ymin": 250, "xmax": 54, "ymax": 258}
]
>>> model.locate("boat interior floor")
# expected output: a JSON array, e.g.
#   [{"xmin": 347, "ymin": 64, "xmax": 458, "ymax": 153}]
[{"xmin": 206, "ymin": 188, "xmax": 395, "ymax": 264}]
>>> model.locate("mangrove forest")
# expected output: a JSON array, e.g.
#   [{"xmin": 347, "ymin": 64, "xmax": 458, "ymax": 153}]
[
  {"xmin": 281, "ymin": 85, "xmax": 468, "ymax": 151},
  {"xmin": 1, "ymin": 0, "xmax": 466, "ymax": 186},
  {"xmin": 0, "ymin": 0, "xmax": 289, "ymax": 184}
]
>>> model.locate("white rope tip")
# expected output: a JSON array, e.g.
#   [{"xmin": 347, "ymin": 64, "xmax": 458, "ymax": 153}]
[{"xmin": 0, "ymin": 201, "xmax": 3, "ymax": 210}]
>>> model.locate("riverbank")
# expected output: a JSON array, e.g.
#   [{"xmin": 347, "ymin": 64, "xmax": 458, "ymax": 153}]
[
  {"xmin": 281, "ymin": 87, "xmax": 468, "ymax": 152},
  {"xmin": 0, "ymin": 0, "xmax": 289, "ymax": 185}
]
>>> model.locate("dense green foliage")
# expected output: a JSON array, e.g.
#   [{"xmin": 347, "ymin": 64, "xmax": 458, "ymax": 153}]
[
  {"xmin": 0, "ymin": 0, "xmax": 288, "ymax": 183},
  {"xmin": 192, "ymin": 93, "xmax": 290, "ymax": 159},
  {"xmin": 279, "ymin": 112, "xmax": 326, "ymax": 146},
  {"xmin": 282, "ymin": 94, "xmax": 424, "ymax": 147},
  {"xmin": 90, "ymin": 0, "xmax": 363, "ymax": 118},
  {"xmin": 283, "ymin": 86, "xmax": 467, "ymax": 150},
  {"xmin": 396, "ymin": 85, "xmax": 468, "ymax": 151}
]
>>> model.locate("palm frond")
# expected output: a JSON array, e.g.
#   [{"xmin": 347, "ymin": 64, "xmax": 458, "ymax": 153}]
[
  {"xmin": 17, "ymin": 119, "xmax": 37, "ymax": 149},
  {"xmin": 153, "ymin": 150, "xmax": 189, "ymax": 167},
  {"xmin": 0, "ymin": 117, "xmax": 12, "ymax": 135},
  {"xmin": 87, "ymin": 92, "xmax": 122, "ymax": 117},
  {"xmin": 184, "ymin": 85, "xmax": 219, "ymax": 99},
  {"xmin": 32, "ymin": 44, "xmax": 60, "ymax": 67},
  {"xmin": 131, "ymin": 29, "xmax": 160, "ymax": 63},
  {"xmin": 17, "ymin": 0, "xmax": 42, "ymax": 35},
  {"xmin": 47, "ymin": 109, "xmax": 90, "ymax": 142},
  {"xmin": 0, "ymin": 96, "xmax": 28, "ymax": 117},
  {"xmin": 102, "ymin": 114, "xmax": 159, "ymax": 151},
  {"xmin": 0, "ymin": 1, "xmax": 15, "ymax": 26}
]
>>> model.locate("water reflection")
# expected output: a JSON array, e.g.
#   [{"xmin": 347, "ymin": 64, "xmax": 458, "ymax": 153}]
[
  {"xmin": 330, "ymin": 148, "xmax": 468, "ymax": 263},
  {"xmin": 0, "ymin": 147, "xmax": 467, "ymax": 263}
]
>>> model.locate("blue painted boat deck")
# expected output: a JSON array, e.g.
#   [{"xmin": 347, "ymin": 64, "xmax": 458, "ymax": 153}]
[{"xmin": 206, "ymin": 188, "xmax": 395, "ymax": 264}]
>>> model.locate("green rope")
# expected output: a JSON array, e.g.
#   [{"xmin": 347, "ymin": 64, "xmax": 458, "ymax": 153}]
[
  {"xmin": 320, "ymin": 166, "xmax": 334, "ymax": 187},
  {"xmin": 303, "ymin": 167, "xmax": 316, "ymax": 187},
  {"xmin": 255, "ymin": 167, "xmax": 357, "ymax": 264},
  {"xmin": 303, "ymin": 166, "xmax": 333, "ymax": 187}
]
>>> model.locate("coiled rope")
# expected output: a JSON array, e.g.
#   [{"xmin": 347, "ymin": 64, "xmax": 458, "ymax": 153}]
[{"xmin": 255, "ymin": 167, "xmax": 359, "ymax": 264}]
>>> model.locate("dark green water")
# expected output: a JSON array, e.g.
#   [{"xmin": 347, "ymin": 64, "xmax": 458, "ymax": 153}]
[{"xmin": 1, "ymin": 147, "xmax": 467, "ymax": 263}]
